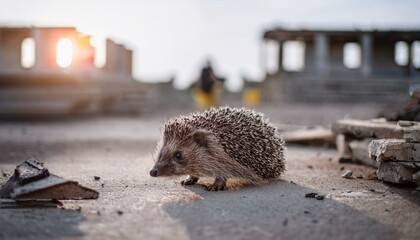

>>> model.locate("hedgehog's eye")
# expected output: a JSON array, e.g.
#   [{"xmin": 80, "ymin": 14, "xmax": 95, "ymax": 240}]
[{"xmin": 174, "ymin": 151, "xmax": 184, "ymax": 163}]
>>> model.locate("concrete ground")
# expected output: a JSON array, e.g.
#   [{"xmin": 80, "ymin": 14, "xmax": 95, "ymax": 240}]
[{"xmin": 0, "ymin": 103, "xmax": 419, "ymax": 240}]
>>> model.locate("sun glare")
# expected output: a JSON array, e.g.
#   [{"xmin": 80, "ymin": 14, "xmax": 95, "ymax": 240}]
[{"xmin": 56, "ymin": 38, "xmax": 73, "ymax": 68}]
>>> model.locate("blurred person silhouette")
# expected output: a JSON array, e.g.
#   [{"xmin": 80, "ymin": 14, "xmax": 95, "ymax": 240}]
[{"xmin": 193, "ymin": 60, "xmax": 224, "ymax": 110}]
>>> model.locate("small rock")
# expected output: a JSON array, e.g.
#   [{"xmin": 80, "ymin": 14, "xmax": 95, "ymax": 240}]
[
  {"xmin": 282, "ymin": 219, "xmax": 288, "ymax": 226},
  {"xmin": 304, "ymin": 210, "xmax": 310, "ymax": 214},
  {"xmin": 94, "ymin": 176, "xmax": 100, "ymax": 180},
  {"xmin": 305, "ymin": 193, "xmax": 317, "ymax": 198},
  {"xmin": 331, "ymin": 188, "xmax": 336, "ymax": 190},
  {"xmin": 117, "ymin": 210, "xmax": 124, "ymax": 215},
  {"xmin": 307, "ymin": 165, "xmax": 313, "ymax": 169},
  {"xmin": 97, "ymin": 211, "xmax": 101, "ymax": 215},
  {"xmin": 315, "ymin": 194, "xmax": 325, "ymax": 200},
  {"xmin": 101, "ymin": 183, "xmax": 105, "ymax": 188},
  {"xmin": 346, "ymin": 190, "xmax": 352, "ymax": 193},
  {"xmin": 398, "ymin": 121, "xmax": 414, "ymax": 127},
  {"xmin": 369, "ymin": 189, "xmax": 376, "ymax": 192},
  {"xmin": 385, "ymin": 208, "xmax": 390, "ymax": 212},
  {"xmin": 340, "ymin": 167, "xmax": 345, "ymax": 171},
  {"xmin": 342, "ymin": 170, "xmax": 353, "ymax": 179},
  {"xmin": 290, "ymin": 181, "xmax": 296, "ymax": 184}
]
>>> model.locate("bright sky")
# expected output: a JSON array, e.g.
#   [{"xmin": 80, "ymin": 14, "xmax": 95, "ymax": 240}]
[{"xmin": 0, "ymin": 0, "xmax": 419, "ymax": 91}]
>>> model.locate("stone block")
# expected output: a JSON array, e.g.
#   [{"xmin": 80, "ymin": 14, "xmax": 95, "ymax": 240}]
[
  {"xmin": 377, "ymin": 162, "xmax": 420, "ymax": 184},
  {"xmin": 349, "ymin": 139, "xmax": 378, "ymax": 168},
  {"xmin": 398, "ymin": 120, "xmax": 420, "ymax": 143},
  {"xmin": 369, "ymin": 139, "xmax": 420, "ymax": 162},
  {"xmin": 332, "ymin": 119, "xmax": 403, "ymax": 139}
]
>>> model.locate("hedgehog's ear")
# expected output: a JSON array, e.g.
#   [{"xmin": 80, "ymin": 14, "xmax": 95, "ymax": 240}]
[{"xmin": 191, "ymin": 130, "xmax": 209, "ymax": 147}]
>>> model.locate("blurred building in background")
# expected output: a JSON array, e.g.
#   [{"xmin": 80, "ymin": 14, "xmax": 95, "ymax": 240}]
[
  {"xmin": 257, "ymin": 28, "xmax": 420, "ymax": 103},
  {"xmin": 0, "ymin": 26, "xmax": 145, "ymax": 117}
]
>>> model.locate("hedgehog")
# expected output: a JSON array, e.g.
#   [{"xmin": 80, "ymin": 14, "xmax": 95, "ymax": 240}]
[{"xmin": 149, "ymin": 106, "xmax": 285, "ymax": 191}]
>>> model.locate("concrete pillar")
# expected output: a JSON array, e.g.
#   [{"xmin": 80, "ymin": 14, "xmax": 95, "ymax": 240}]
[
  {"xmin": 304, "ymin": 40, "xmax": 314, "ymax": 73},
  {"xmin": 125, "ymin": 48, "xmax": 133, "ymax": 80},
  {"xmin": 314, "ymin": 32, "xmax": 330, "ymax": 75},
  {"xmin": 0, "ymin": 28, "xmax": 31, "ymax": 72},
  {"xmin": 0, "ymin": 29, "xmax": 3, "ymax": 71},
  {"xmin": 361, "ymin": 33, "xmax": 373, "ymax": 77},
  {"xmin": 277, "ymin": 41, "xmax": 283, "ymax": 73},
  {"xmin": 407, "ymin": 41, "xmax": 413, "ymax": 77},
  {"xmin": 31, "ymin": 28, "xmax": 48, "ymax": 72},
  {"xmin": 104, "ymin": 39, "xmax": 132, "ymax": 81}
]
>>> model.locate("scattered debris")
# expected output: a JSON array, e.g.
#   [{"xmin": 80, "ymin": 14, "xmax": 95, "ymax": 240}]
[
  {"xmin": 333, "ymin": 119, "xmax": 403, "ymax": 167},
  {"xmin": 368, "ymin": 120, "xmax": 420, "ymax": 185},
  {"xmin": 305, "ymin": 193, "xmax": 317, "ymax": 198},
  {"xmin": 341, "ymin": 170, "xmax": 353, "ymax": 179},
  {"xmin": 334, "ymin": 115, "xmax": 420, "ymax": 186},
  {"xmin": 305, "ymin": 192, "xmax": 325, "ymax": 200},
  {"xmin": 0, "ymin": 157, "xmax": 99, "ymax": 200},
  {"xmin": 94, "ymin": 176, "xmax": 101, "ymax": 181}
]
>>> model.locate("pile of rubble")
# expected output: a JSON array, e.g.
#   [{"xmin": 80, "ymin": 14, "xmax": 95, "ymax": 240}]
[{"xmin": 333, "ymin": 119, "xmax": 420, "ymax": 186}]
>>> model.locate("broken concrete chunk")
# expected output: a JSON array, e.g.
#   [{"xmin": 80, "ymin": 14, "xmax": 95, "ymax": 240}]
[
  {"xmin": 0, "ymin": 157, "xmax": 99, "ymax": 200},
  {"xmin": 349, "ymin": 139, "xmax": 379, "ymax": 168},
  {"xmin": 369, "ymin": 139, "xmax": 420, "ymax": 162},
  {"xmin": 15, "ymin": 156, "xmax": 49, "ymax": 184},
  {"xmin": 398, "ymin": 121, "xmax": 415, "ymax": 127},
  {"xmin": 396, "ymin": 120, "xmax": 420, "ymax": 143},
  {"xmin": 377, "ymin": 162, "xmax": 420, "ymax": 184},
  {"xmin": 332, "ymin": 119, "xmax": 403, "ymax": 139},
  {"xmin": 412, "ymin": 171, "xmax": 420, "ymax": 185},
  {"xmin": 341, "ymin": 170, "xmax": 353, "ymax": 179}
]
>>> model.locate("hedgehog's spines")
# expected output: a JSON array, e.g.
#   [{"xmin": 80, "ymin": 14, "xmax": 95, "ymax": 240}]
[{"xmin": 163, "ymin": 106, "xmax": 286, "ymax": 179}]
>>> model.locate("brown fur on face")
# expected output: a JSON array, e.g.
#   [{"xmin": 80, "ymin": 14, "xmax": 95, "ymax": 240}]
[{"xmin": 151, "ymin": 130, "xmax": 213, "ymax": 177}]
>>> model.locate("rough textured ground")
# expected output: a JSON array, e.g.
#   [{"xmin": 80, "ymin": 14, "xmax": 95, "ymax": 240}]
[{"xmin": 0, "ymin": 103, "xmax": 419, "ymax": 240}]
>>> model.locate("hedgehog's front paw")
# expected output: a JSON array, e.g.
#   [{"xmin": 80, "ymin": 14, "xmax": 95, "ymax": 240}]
[
  {"xmin": 207, "ymin": 178, "xmax": 227, "ymax": 191},
  {"xmin": 181, "ymin": 175, "xmax": 199, "ymax": 185}
]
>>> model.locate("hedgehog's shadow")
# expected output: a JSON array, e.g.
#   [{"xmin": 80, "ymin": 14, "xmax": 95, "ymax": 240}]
[{"xmin": 163, "ymin": 179, "xmax": 398, "ymax": 240}]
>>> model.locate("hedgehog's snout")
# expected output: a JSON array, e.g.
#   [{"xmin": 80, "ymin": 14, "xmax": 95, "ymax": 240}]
[{"xmin": 150, "ymin": 168, "xmax": 158, "ymax": 177}]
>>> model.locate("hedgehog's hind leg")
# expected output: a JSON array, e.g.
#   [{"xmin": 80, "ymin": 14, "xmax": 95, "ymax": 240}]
[
  {"xmin": 181, "ymin": 175, "xmax": 199, "ymax": 185},
  {"xmin": 208, "ymin": 177, "xmax": 227, "ymax": 191}
]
